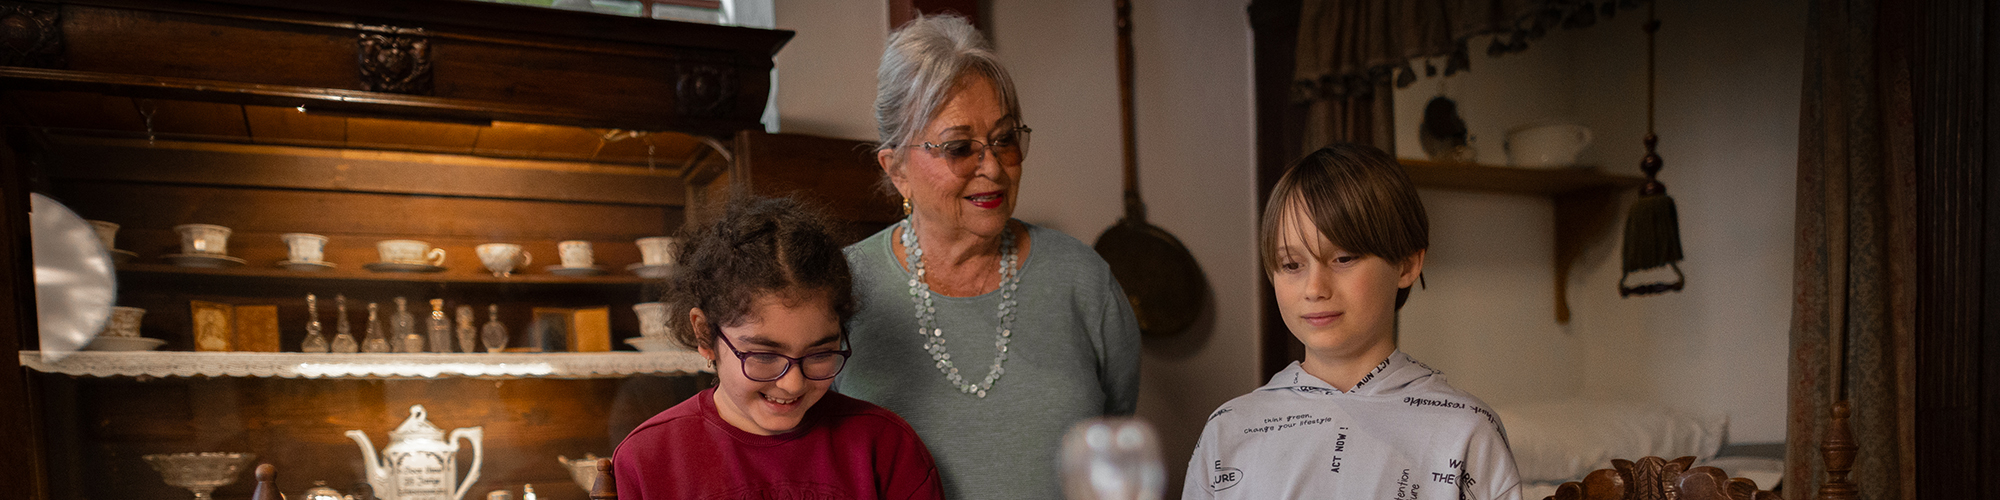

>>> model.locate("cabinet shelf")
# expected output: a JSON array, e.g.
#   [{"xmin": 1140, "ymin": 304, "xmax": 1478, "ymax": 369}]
[
  {"xmin": 19, "ymin": 350, "xmax": 710, "ymax": 379},
  {"xmin": 117, "ymin": 262, "xmax": 654, "ymax": 286},
  {"xmin": 1398, "ymin": 159, "xmax": 1647, "ymax": 323}
]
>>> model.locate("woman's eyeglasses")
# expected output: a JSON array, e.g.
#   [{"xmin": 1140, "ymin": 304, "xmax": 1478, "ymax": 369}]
[
  {"xmin": 907, "ymin": 125, "xmax": 1032, "ymax": 174},
  {"xmin": 710, "ymin": 320, "xmax": 851, "ymax": 382}
]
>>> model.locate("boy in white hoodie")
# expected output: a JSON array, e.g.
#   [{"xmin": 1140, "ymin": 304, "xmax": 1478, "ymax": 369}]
[{"xmin": 1183, "ymin": 143, "xmax": 1522, "ymax": 500}]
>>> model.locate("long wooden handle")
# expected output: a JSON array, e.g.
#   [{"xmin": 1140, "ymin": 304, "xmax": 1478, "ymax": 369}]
[{"xmin": 1115, "ymin": 0, "xmax": 1142, "ymax": 221}]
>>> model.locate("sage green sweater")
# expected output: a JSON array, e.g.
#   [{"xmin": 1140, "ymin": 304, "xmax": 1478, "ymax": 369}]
[{"xmin": 838, "ymin": 222, "xmax": 1142, "ymax": 500}]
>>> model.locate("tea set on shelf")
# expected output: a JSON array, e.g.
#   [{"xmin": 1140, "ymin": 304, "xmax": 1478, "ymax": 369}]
[
  {"xmin": 94, "ymin": 219, "xmax": 681, "ymax": 278},
  {"xmin": 143, "ymin": 405, "xmax": 514, "ymax": 500}
]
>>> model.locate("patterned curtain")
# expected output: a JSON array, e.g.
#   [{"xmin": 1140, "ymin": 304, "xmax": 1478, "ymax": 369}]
[
  {"xmin": 1785, "ymin": 0, "xmax": 1916, "ymax": 498},
  {"xmin": 1290, "ymin": 0, "xmax": 1640, "ymax": 153}
]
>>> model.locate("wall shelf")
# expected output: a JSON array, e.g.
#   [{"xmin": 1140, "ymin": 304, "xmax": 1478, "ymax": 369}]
[
  {"xmin": 117, "ymin": 262, "xmax": 656, "ymax": 286},
  {"xmin": 19, "ymin": 350, "xmax": 710, "ymax": 379},
  {"xmin": 1399, "ymin": 159, "xmax": 1647, "ymax": 323}
]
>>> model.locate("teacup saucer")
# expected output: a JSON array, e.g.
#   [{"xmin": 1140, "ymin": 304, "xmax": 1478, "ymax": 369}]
[
  {"xmin": 278, "ymin": 260, "xmax": 336, "ymax": 272},
  {"xmin": 86, "ymin": 336, "xmax": 166, "ymax": 351},
  {"xmin": 546, "ymin": 265, "xmax": 607, "ymax": 277},
  {"xmin": 363, "ymin": 262, "xmax": 446, "ymax": 273},
  {"xmin": 624, "ymin": 337, "xmax": 686, "ymax": 352},
  {"xmin": 625, "ymin": 263, "xmax": 675, "ymax": 279},
  {"xmin": 109, "ymin": 249, "xmax": 138, "ymax": 264},
  {"xmin": 163, "ymin": 253, "xmax": 247, "ymax": 268}
]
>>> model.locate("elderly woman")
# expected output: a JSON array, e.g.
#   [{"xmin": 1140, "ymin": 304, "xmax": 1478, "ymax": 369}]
[{"xmin": 836, "ymin": 14, "xmax": 1142, "ymax": 500}]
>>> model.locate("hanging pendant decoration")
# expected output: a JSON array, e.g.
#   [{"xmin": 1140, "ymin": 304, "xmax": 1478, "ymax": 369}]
[{"xmin": 1619, "ymin": 3, "xmax": 1686, "ymax": 297}]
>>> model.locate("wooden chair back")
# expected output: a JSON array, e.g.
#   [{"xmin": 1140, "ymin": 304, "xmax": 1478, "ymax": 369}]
[{"xmin": 1545, "ymin": 456, "xmax": 1778, "ymax": 500}]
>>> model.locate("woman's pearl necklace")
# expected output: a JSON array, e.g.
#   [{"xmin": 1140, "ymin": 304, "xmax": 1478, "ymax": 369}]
[{"xmin": 901, "ymin": 217, "xmax": 1018, "ymax": 398}]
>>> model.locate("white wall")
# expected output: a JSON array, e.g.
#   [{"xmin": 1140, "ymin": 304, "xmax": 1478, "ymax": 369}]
[
  {"xmin": 774, "ymin": 1, "xmax": 1266, "ymax": 493},
  {"xmin": 772, "ymin": 0, "xmax": 885, "ymax": 140},
  {"xmin": 994, "ymin": 0, "xmax": 1264, "ymax": 494},
  {"xmin": 1392, "ymin": 0, "xmax": 1805, "ymax": 443}
]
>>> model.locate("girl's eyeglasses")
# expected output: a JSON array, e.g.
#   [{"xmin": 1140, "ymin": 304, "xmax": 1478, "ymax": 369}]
[{"xmin": 710, "ymin": 320, "xmax": 851, "ymax": 382}]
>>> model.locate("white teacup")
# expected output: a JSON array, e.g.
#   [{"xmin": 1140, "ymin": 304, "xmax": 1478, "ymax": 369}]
[
  {"xmin": 558, "ymin": 240, "xmax": 594, "ymax": 268},
  {"xmin": 377, "ymin": 239, "xmax": 446, "ymax": 266},
  {"xmin": 282, "ymin": 233, "xmax": 329, "ymax": 263},
  {"xmin": 174, "ymin": 224, "xmax": 232, "ymax": 256},
  {"xmin": 635, "ymin": 237, "xmax": 680, "ymax": 266},
  {"xmin": 88, "ymin": 220, "xmax": 120, "ymax": 250},
  {"xmin": 101, "ymin": 306, "xmax": 146, "ymax": 338},
  {"xmin": 633, "ymin": 302, "xmax": 671, "ymax": 339},
  {"xmin": 476, "ymin": 243, "xmax": 533, "ymax": 277}
]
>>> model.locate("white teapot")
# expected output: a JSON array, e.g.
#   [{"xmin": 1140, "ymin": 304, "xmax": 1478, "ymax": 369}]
[{"xmin": 348, "ymin": 404, "xmax": 484, "ymax": 500}]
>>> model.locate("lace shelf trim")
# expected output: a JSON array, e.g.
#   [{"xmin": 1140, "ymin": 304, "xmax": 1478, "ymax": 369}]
[{"xmin": 18, "ymin": 350, "xmax": 712, "ymax": 379}]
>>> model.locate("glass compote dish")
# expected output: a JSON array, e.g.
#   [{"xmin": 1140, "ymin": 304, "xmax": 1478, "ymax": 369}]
[{"xmin": 142, "ymin": 452, "xmax": 256, "ymax": 500}]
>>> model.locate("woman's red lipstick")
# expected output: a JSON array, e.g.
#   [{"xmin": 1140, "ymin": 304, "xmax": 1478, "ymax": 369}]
[{"xmin": 965, "ymin": 191, "xmax": 1005, "ymax": 209}]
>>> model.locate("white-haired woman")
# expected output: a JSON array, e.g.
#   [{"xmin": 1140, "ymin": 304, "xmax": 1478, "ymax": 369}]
[{"xmin": 835, "ymin": 13, "xmax": 1142, "ymax": 500}]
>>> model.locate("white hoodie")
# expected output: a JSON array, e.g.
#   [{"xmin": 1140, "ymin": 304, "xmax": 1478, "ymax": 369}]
[{"xmin": 1182, "ymin": 351, "xmax": 1522, "ymax": 500}]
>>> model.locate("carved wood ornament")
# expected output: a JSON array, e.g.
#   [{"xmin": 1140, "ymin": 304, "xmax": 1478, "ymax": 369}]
[
  {"xmin": 357, "ymin": 27, "xmax": 432, "ymax": 95},
  {"xmin": 0, "ymin": 2, "xmax": 63, "ymax": 69},
  {"xmin": 1547, "ymin": 456, "xmax": 1778, "ymax": 500},
  {"xmin": 675, "ymin": 64, "xmax": 736, "ymax": 118}
]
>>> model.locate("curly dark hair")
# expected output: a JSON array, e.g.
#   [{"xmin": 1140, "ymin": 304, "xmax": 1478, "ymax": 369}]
[{"xmin": 664, "ymin": 196, "xmax": 856, "ymax": 352}]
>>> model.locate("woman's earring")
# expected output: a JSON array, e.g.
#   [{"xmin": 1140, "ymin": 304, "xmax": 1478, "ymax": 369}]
[{"xmin": 902, "ymin": 198, "xmax": 912, "ymax": 216}]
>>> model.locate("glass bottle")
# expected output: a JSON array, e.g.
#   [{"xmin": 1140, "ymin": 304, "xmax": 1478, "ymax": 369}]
[
  {"xmin": 361, "ymin": 302, "xmax": 390, "ymax": 353},
  {"xmin": 331, "ymin": 294, "xmax": 358, "ymax": 353},
  {"xmin": 455, "ymin": 305, "xmax": 478, "ymax": 354},
  {"xmin": 481, "ymin": 304, "xmax": 508, "ymax": 353},
  {"xmin": 300, "ymin": 293, "xmax": 328, "ymax": 353},
  {"xmin": 428, "ymin": 299, "xmax": 452, "ymax": 353},
  {"xmin": 393, "ymin": 297, "xmax": 422, "ymax": 353}
]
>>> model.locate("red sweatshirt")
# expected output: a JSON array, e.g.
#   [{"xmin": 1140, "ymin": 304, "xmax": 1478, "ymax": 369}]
[{"xmin": 613, "ymin": 388, "xmax": 945, "ymax": 500}]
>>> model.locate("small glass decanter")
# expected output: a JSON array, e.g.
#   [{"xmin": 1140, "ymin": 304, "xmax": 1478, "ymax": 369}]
[
  {"xmin": 427, "ymin": 299, "xmax": 452, "ymax": 353},
  {"xmin": 480, "ymin": 304, "xmax": 508, "ymax": 353},
  {"xmin": 331, "ymin": 294, "xmax": 358, "ymax": 353},
  {"xmin": 300, "ymin": 293, "xmax": 328, "ymax": 353},
  {"xmin": 362, "ymin": 302, "xmax": 390, "ymax": 353},
  {"xmin": 455, "ymin": 305, "xmax": 478, "ymax": 354},
  {"xmin": 392, "ymin": 297, "xmax": 422, "ymax": 353}
]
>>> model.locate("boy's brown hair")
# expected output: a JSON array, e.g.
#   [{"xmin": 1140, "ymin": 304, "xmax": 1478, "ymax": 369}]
[{"xmin": 1259, "ymin": 143, "xmax": 1430, "ymax": 308}]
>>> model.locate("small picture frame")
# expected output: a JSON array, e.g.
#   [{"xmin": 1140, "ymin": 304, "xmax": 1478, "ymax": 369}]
[{"xmin": 190, "ymin": 301, "xmax": 234, "ymax": 352}]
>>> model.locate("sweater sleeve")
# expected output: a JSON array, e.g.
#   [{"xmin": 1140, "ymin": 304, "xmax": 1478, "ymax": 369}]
[
  {"xmin": 1467, "ymin": 418, "xmax": 1523, "ymax": 500},
  {"xmin": 1097, "ymin": 269, "xmax": 1142, "ymax": 416},
  {"xmin": 879, "ymin": 414, "xmax": 947, "ymax": 500},
  {"xmin": 1180, "ymin": 421, "xmax": 1219, "ymax": 500}
]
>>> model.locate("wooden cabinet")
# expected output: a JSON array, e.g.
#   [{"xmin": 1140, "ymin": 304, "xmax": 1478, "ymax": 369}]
[{"xmin": 0, "ymin": 1, "xmax": 848, "ymax": 499}]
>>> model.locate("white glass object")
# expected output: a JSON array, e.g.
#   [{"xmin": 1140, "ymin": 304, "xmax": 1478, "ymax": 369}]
[
  {"xmin": 455, "ymin": 305, "xmax": 478, "ymax": 354},
  {"xmin": 635, "ymin": 237, "xmax": 680, "ymax": 266},
  {"xmin": 481, "ymin": 305, "xmax": 508, "ymax": 353},
  {"xmin": 556, "ymin": 240, "xmax": 593, "ymax": 268},
  {"xmin": 332, "ymin": 295, "xmax": 358, "ymax": 353},
  {"xmin": 362, "ymin": 302, "xmax": 390, "ymax": 353},
  {"xmin": 282, "ymin": 233, "xmax": 329, "ymax": 263},
  {"xmin": 301, "ymin": 294, "xmax": 328, "ymax": 353},
  {"xmin": 632, "ymin": 302, "xmax": 670, "ymax": 339},
  {"xmin": 394, "ymin": 297, "xmax": 423, "ymax": 353},
  {"xmin": 1059, "ymin": 417, "xmax": 1165, "ymax": 500},
  {"xmin": 142, "ymin": 452, "xmax": 256, "ymax": 500},
  {"xmin": 475, "ymin": 243, "xmax": 531, "ymax": 277},
  {"xmin": 174, "ymin": 224, "xmax": 232, "ymax": 255},
  {"xmin": 376, "ymin": 239, "xmax": 446, "ymax": 266},
  {"xmin": 100, "ymin": 306, "xmax": 145, "ymax": 338},
  {"xmin": 428, "ymin": 299, "xmax": 453, "ymax": 353}
]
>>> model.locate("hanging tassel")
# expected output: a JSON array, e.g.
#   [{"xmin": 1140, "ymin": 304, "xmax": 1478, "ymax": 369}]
[
  {"xmin": 1619, "ymin": 13, "xmax": 1684, "ymax": 297},
  {"xmin": 1620, "ymin": 134, "xmax": 1685, "ymax": 296}
]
